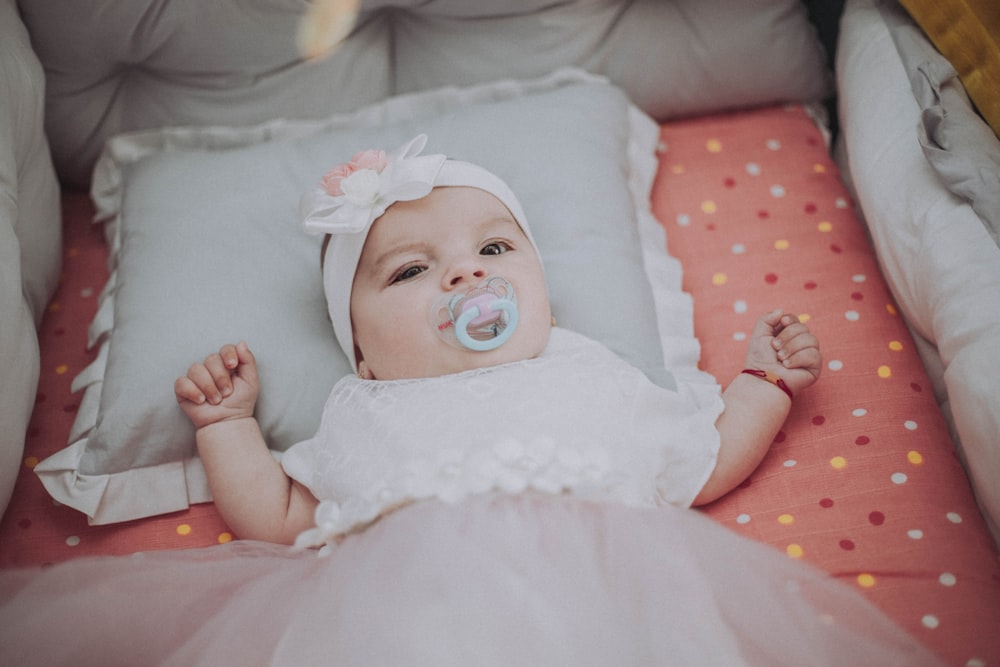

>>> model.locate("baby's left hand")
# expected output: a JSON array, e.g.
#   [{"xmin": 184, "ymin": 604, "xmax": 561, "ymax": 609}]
[{"xmin": 744, "ymin": 310, "xmax": 821, "ymax": 396}]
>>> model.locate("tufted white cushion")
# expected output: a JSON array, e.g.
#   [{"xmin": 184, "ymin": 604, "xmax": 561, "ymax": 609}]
[
  {"xmin": 19, "ymin": 0, "xmax": 831, "ymax": 189},
  {"xmin": 0, "ymin": 0, "xmax": 62, "ymax": 517}
]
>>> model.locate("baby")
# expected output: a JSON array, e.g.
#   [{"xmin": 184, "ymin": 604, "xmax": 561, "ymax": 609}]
[{"xmin": 174, "ymin": 134, "xmax": 821, "ymax": 546}]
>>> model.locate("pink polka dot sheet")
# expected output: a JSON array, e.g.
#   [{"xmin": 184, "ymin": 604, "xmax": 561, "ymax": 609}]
[{"xmin": 1, "ymin": 105, "xmax": 997, "ymax": 666}]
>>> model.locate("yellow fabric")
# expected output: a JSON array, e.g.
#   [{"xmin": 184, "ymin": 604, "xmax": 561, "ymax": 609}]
[{"xmin": 900, "ymin": 0, "xmax": 1000, "ymax": 137}]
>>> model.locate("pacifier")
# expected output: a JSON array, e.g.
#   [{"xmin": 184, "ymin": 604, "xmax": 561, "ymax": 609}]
[{"xmin": 432, "ymin": 276, "xmax": 519, "ymax": 352}]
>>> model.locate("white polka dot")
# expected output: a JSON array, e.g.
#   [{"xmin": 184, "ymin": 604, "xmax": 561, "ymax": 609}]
[
  {"xmin": 946, "ymin": 512, "xmax": 963, "ymax": 524},
  {"xmin": 731, "ymin": 243, "xmax": 746, "ymax": 255},
  {"xmin": 783, "ymin": 459, "xmax": 797, "ymax": 468},
  {"xmin": 845, "ymin": 310, "xmax": 860, "ymax": 322},
  {"xmin": 967, "ymin": 658, "xmax": 987, "ymax": 667},
  {"xmin": 904, "ymin": 420, "xmax": 918, "ymax": 431},
  {"xmin": 828, "ymin": 360, "xmax": 844, "ymax": 371},
  {"xmin": 745, "ymin": 162, "xmax": 761, "ymax": 176},
  {"xmin": 66, "ymin": 536, "xmax": 81, "ymax": 547},
  {"xmin": 656, "ymin": 141, "xmax": 668, "ymax": 154},
  {"xmin": 766, "ymin": 139, "xmax": 782, "ymax": 151},
  {"xmin": 736, "ymin": 513, "xmax": 751, "ymax": 524},
  {"xmin": 921, "ymin": 615, "xmax": 939, "ymax": 629},
  {"xmin": 80, "ymin": 287, "xmax": 94, "ymax": 298},
  {"xmin": 851, "ymin": 274, "xmax": 867, "ymax": 283},
  {"xmin": 852, "ymin": 408, "xmax": 868, "ymax": 417},
  {"xmin": 734, "ymin": 300, "xmax": 748, "ymax": 314},
  {"xmin": 907, "ymin": 529, "xmax": 924, "ymax": 540},
  {"xmin": 677, "ymin": 214, "xmax": 691, "ymax": 226},
  {"xmin": 732, "ymin": 332, "xmax": 747, "ymax": 342},
  {"xmin": 939, "ymin": 572, "xmax": 957, "ymax": 587},
  {"xmin": 891, "ymin": 472, "xmax": 908, "ymax": 485},
  {"xmin": 835, "ymin": 197, "xmax": 848, "ymax": 209},
  {"xmin": 770, "ymin": 184, "xmax": 786, "ymax": 198}
]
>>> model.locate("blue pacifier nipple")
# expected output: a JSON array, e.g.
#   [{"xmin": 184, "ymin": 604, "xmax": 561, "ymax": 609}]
[{"xmin": 432, "ymin": 277, "xmax": 519, "ymax": 352}]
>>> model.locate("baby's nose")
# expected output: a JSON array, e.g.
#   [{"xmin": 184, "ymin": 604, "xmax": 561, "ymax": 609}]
[{"xmin": 444, "ymin": 258, "xmax": 487, "ymax": 288}]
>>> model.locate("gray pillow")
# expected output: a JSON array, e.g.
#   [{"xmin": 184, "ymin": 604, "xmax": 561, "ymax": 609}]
[{"xmin": 36, "ymin": 72, "xmax": 679, "ymax": 524}]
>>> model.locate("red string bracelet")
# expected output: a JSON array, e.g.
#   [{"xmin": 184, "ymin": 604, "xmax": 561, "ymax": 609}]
[{"xmin": 741, "ymin": 369, "xmax": 793, "ymax": 401}]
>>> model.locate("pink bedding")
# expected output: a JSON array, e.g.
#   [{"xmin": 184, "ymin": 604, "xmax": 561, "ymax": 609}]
[{"xmin": 2, "ymin": 105, "xmax": 998, "ymax": 666}]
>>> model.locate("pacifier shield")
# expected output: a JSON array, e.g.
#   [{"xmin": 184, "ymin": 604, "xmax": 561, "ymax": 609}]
[{"xmin": 432, "ymin": 277, "xmax": 519, "ymax": 352}]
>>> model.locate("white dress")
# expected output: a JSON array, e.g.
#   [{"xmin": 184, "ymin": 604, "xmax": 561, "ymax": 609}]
[
  {"xmin": 0, "ymin": 329, "xmax": 943, "ymax": 665},
  {"xmin": 281, "ymin": 327, "xmax": 723, "ymax": 548}
]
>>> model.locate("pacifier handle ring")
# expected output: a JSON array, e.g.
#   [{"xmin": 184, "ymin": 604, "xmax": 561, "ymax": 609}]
[{"xmin": 454, "ymin": 299, "xmax": 519, "ymax": 352}]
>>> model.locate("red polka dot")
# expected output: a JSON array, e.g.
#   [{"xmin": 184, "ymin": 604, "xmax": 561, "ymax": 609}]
[
  {"xmin": 804, "ymin": 202, "xmax": 818, "ymax": 214},
  {"xmin": 869, "ymin": 511, "xmax": 885, "ymax": 526},
  {"xmin": 27, "ymin": 426, "xmax": 41, "ymax": 439},
  {"xmin": 757, "ymin": 210, "xmax": 770, "ymax": 219},
  {"xmin": 819, "ymin": 498, "xmax": 834, "ymax": 509},
  {"xmin": 855, "ymin": 435, "xmax": 870, "ymax": 446},
  {"xmin": 63, "ymin": 403, "xmax": 79, "ymax": 413},
  {"xmin": 724, "ymin": 177, "xmax": 736, "ymax": 188},
  {"xmin": 850, "ymin": 292, "xmax": 864, "ymax": 301},
  {"xmin": 706, "ymin": 224, "xmax": 716, "ymax": 231},
  {"xmin": 812, "ymin": 415, "xmax": 826, "ymax": 426},
  {"xmin": 910, "ymin": 383, "xmax": 923, "ymax": 393},
  {"xmin": 18, "ymin": 518, "xmax": 31, "ymax": 530},
  {"xmin": 807, "ymin": 136, "xmax": 819, "ymax": 147},
  {"xmin": 774, "ymin": 430, "xmax": 787, "ymax": 444},
  {"xmin": 53, "ymin": 327, "xmax": 66, "ymax": 337},
  {"xmin": 764, "ymin": 273, "xmax": 778, "ymax": 284},
  {"xmin": 35, "ymin": 392, "xmax": 47, "ymax": 404},
  {"xmin": 830, "ymin": 244, "xmax": 843, "ymax": 254},
  {"xmin": 839, "ymin": 539, "xmax": 855, "ymax": 551},
  {"xmin": 803, "ymin": 281, "xmax": 817, "ymax": 290}
]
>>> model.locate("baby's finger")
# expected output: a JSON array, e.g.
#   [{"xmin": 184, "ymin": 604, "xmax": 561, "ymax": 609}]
[
  {"xmin": 174, "ymin": 376, "xmax": 206, "ymax": 405},
  {"xmin": 780, "ymin": 344, "xmax": 822, "ymax": 372},
  {"xmin": 772, "ymin": 322, "xmax": 810, "ymax": 349},
  {"xmin": 186, "ymin": 363, "xmax": 224, "ymax": 405},
  {"xmin": 776, "ymin": 330, "xmax": 819, "ymax": 359},
  {"xmin": 219, "ymin": 344, "xmax": 240, "ymax": 371},
  {"xmin": 235, "ymin": 341, "xmax": 259, "ymax": 387},
  {"xmin": 204, "ymin": 354, "xmax": 234, "ymax": 399}
]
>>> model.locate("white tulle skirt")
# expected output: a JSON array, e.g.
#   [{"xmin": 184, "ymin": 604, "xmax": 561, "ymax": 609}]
[{"xmin": 0, "ymin": 494, "xmax": 942, "ymax": 666}]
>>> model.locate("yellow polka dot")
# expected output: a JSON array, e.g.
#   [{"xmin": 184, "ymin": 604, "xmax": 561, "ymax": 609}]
[
  {"xmin": 774, "ymin": 239, "xmax": 790, "ymax": 250},
  {"xmin": 813, "ymin": 163, "xmax": 827, "ymax": 173},
  {"xmin": 886, "ymin": 303, "xmax": 898, "ymax": 316},
  {"xmin": 48, "ymin": 302, "xmax": 61, "ymax": 313},
  {"xmin": 786, "ymin": 544, "xmax": 804, "ymax": 558},
  {"xmin": 218, "ymin": 532, "xmax": 234, "ymax": 544},
  {"xmin": 778, "ymin": 514, "xmax": 795, "ymax": 526},
  {"xmin": 55, "ymin": 364, "xmax": 69, "ymax": 375},
  {"xmin": 797, "ymin": 314, "xmax": 811, "ymax": 323},
  {"xmin": 888, "ymin": 340, "xmax": 903, "ymax": 351},
  {"xmin": 670, "ymin": 164, "xmax": 686, "ymax": 175},
  {"xmin": 877, "ymin": 365, "xmax": 892, "ymax": 379},
  {"xmin": 701, "ymin": 200, "xmax": 717, "ymax": 214},
  {"xmin": 857, "ymin": 573, "xmax": 876, "ymax": 588},
  {"xmin": 176, "ymin": 524, "xmax": 192, "ymax": 536},
  {"xmin": 712, "ymin": 273, "xmax": 728, "ymax": 286},
  {"xmin": 66, "ymin": 248, "xmax": 80, "ymax": 258},
  {"xmin": 24, "ymin": 456, "xmax": 39, "ymax": 469},
  {"xmin": 908, "ymin": 451, "xmax": 924, "ymax": 465},
  {"xmin": 706, "ymin": 139, "xmax": 723, "ymax": 153},
  {"xmin": 830, "ymin": 456, "xmax": 847, "ymax": 470}
]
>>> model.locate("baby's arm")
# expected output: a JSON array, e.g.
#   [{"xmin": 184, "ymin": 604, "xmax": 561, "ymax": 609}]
[
  {"xmin": 693, "ymin": 310, "xmax": 821, "ymax": 505},
  {"xmin": 174, "ymin": 342, "xmax": 318, "ymax": 543}
]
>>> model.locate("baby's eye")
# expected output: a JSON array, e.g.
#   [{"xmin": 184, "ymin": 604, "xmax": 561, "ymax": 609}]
[
  {"xmin": 480, "ymin": 241, "xmax": 512, "ymax": 256},
  {"xmin": 392, "ymin": 265, "xmax": 425, "ymax": 283}
]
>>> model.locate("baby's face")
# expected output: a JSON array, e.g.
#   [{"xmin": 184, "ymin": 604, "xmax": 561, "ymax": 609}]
[{"xmin": 350, "ymin": 186, "xmax": 552, "ymax": 380}]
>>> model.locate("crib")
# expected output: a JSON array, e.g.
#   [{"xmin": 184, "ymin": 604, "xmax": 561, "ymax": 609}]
[{"xmin": 2, "ymin": 1, "xmax": 999, "ymax": 664}]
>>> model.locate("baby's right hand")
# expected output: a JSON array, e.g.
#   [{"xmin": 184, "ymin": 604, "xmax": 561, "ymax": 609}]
[{"xmin": 174, "ymin": 341, "xmax": 259, "ymax": 429}]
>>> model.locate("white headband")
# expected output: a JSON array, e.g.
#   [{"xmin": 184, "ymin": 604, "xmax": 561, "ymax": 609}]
[{"xmin": 301, "ymin": 134, "xmax": 537, "ymax": 371}]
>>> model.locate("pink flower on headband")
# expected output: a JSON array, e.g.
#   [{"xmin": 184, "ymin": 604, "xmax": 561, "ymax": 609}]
[
  {"xmin": 321, "ymin": 149, "xmax": 389, "ymax": 197},
  {"xmin": 302, "ymin": 134, "xmax": 445, "ymax": 235}
]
